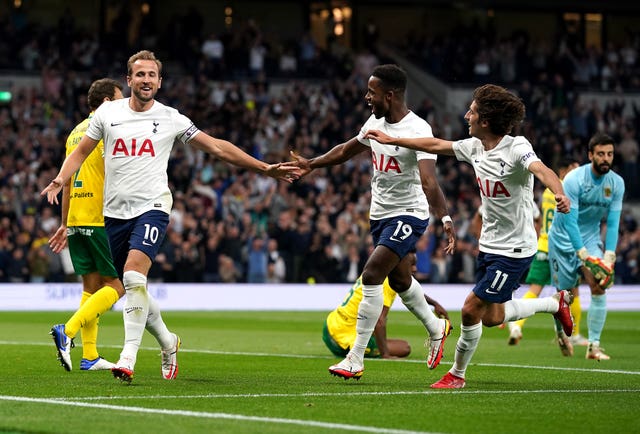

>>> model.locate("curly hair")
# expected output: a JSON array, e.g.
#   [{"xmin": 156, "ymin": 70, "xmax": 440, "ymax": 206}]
[
  {"xmin": 472, "ymin": 84, "xmax": 525, "ymax": 136},
  {"xmin": 127, "ymin": 50, "xmax": 163, "ymax": 77},
  {"xmin": 87, "ymin": 78, "xmax": 123, "ymax": 111}
]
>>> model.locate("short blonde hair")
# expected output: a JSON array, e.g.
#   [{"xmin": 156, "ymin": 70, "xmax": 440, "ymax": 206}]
[{"xmin": 127, "ymin": 50, "xmax": 163, "ymax": 76}]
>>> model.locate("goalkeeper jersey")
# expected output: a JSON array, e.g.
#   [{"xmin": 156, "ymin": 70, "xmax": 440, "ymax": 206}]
[{"xmin": 548, "ymin": 164, "xmax": 624, "ymax": 253}]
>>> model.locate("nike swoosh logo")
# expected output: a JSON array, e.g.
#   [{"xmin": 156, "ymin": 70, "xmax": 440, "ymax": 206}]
[
  {"xmin": 485, "ymin": 288, "xmax": 499, "ymax": 294},
  {"xmin": 389, "ymin": 237, "xmax": 401, "ymax": 242},
  {"xmin": 111, "ymin": 122, "xmax": 122, "ymax": 126},
  {"xmin": 142, "ymin": 241, "xmax": 153, "ymax": 246}
]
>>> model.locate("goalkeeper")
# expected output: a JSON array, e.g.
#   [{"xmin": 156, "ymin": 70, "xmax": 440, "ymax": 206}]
[{"xmin": 548, "ymin": 133, "xmax": 625, "ymax": 361}]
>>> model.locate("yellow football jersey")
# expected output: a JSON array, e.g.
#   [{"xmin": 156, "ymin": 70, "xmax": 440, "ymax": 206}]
[
  {"xmin": 325, "ymin": 276, "xmax": 397, "ymax": 351},
  {"xmin": 536, "ymin": 187, "xmax": 557, "ymax": 253},
  {"xmin": 65, "ymin": 113, "xmax": 105, "ymax": 227}
]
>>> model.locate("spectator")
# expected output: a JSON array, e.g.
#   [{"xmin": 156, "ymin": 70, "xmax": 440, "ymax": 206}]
[
  {"xmin": 246, "ymin": 235, "xmax": 268, "ymax": 283},
  {"xmin": 266, "ymin": 238, "xmax": 286, "ymax": 283}
]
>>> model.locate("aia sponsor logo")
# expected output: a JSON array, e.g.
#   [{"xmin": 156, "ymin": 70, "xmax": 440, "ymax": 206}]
[
  {"xmin": 477, "ymin": 177, "xmax": 510, "ymax": 197},
  {"xmin": 372, "ymin": 151, "xmax": 401, "ymax": 173},
  {"xmin": 112, "ymin": 138, "xmax": 156, "ymax": 156}
]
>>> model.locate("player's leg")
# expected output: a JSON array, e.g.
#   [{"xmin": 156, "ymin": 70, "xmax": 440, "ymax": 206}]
[
  {"xmin": 432, "ymin": 291, "xmax": 486, "ymax": 389},
  {"xmin": 118, "ymin": 263, "xmax": 150, "ymax": 372},
  {"xmin": 329, "ymin": 242, "xmax": 395, "ymax": 379},
  {"xmin": 569, "ymin": 289, "xmax": 586, "ymax": 344},
  {"xmin": 68, "ymin": 228, "xmax": 124, "ymax": 368},
  {"xmin": 507, "ymin": 284, "xmax": 541, "ymax": 345},
  {"xmin": 390, "ymin": 249, "xmax": 450, "ymax": 368},
  {"xmin": 76, "ymin": 272, "xmax": 106, "ymax": 362},
  {"xmin": 146, "ymin": 294, "xmax": 181, "ymax": 379},
  {"xmin": 384, "ymin": 217, "xmax": 449, "ymax": 368},
  {"xmin": 582, "ymin": 266, "xmax": 610, "ymax": 360},
  {"xmin": 478, "ymin": 253, "xmax": 565, "ymax": 328},
  {"xmin": 508, "ymin": 254, "xmax": 549, "ymax": 345},
  {"xmin": 548, "ymin": 245, "xmax": 587, "ymax": 356}
]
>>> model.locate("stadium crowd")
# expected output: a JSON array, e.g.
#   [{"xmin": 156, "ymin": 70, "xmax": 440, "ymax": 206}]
[{"xmin": 0, "ymin": 8, "xmax": 639, "ymax": 285}]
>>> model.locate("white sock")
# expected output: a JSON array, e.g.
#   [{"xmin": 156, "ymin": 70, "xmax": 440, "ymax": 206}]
[
  {"xmin": 397, "ymin": 277, "xmax": 440, "ymax": 335},
  {"xmin": 146, "ymin": 294, "xmax": 174, "ymax": 349},
  {"xmin": 503, "ymin": 296, "xmax": 558, "ymax": 322},
  {"xmin": 120, "ymin": 270, "xmax": 149, "ymax": 364},
  {"xmin": 450, "ymin": 322, "xmax": 483, "ymax": 379},
  {"xmin": 351, "ymin": 284, "xmax": 383, "ymax": 361}
]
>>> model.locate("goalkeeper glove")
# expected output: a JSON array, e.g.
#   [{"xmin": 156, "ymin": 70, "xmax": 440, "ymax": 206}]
[
  {"xmin": 603, "ymin": 250, "xmax": 616, "ymax": 267},
  {"xmin": 583, "ymin": 256, "xmax": 614, "ymax": 289}
]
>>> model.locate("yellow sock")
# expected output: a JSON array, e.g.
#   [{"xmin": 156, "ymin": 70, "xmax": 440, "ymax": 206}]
[
  {"xmin": 65, "ymin": 286, "xmax": 120, "ymax": 360},
  {"xmin": 571, "ymin": 295, "xmax": 582, "ymax": 336},
  {"xmin": 514, "ymin": 290, "xmax": 539, "ymax": 329}
]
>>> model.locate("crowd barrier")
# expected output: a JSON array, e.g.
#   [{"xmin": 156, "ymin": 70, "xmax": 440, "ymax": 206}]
[{"xmin": 1, "ymin": 283, "xmax": 639, "ymax": 311}]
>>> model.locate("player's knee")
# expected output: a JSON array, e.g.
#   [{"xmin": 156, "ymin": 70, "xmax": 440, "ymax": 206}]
[{"xmin": 123, "ymin": 270, "xmax": 147, "ymax": 292}]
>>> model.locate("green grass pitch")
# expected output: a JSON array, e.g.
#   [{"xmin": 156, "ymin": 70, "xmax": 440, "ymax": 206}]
[{"xmin": 1, "ymin": 310, "xmax": 639, "ymax": 433}]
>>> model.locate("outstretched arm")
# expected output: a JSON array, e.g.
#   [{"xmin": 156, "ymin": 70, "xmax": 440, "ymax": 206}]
[
  {"xmin": 41, "ymin": 135, "xmax": 99, "ymax": 204},
  {"xmin": 364, "ymin": 130, "xmax": 456, "ymax": 156},
  {"xmin": 528, "ymin": 161, "xmax": 570, "ymax": 213},
  {"xmin": 290, "ymin": 137, "xmax": 367, "ymax": 177},
  {"xmin": 190, "ymin": 132, "xmax": 300, "ymax": 182}
]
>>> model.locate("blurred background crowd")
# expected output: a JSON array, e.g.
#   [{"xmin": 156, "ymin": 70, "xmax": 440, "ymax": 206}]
[{"xmin": 0, "ymin": 1, "xmax": 639, "ymax": 285}]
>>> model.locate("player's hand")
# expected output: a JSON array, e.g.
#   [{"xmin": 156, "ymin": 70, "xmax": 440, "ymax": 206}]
[
  {"xmin": 363, "ymin": 129, "xmax": 394, "ymax": 144},
  {"xmin": 555, "ymin": 193, "xmax": 570, "ymax": 213},
  {"xmin": 433, "ymin": 303, "xmax": 450, "ymax": 321},
  {"xmin": 442, "ymin": 220, "xmax": 457, "ymax": 255},
  {"xmin": 288, "ymin": 150, "xmax": 313, "ymax": 177},
  {"xmin": 263, "ymin": 162, "xmax": 301, "ymax": 183},
  {"xmin": 49, "ymin": 225, "xmax": 68, "ymax": 254},
  {"xmin": 40, "ymin": 178, "xmax": 64, "ymax": 205}
]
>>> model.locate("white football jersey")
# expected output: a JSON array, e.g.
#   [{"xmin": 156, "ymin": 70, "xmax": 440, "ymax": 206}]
[
  {"xmin": 452, "ymin": 135, "xmax": 540, "ymax": 258},
  {"xmin": 85, "ymin": 98, "xmax": 200, "ymax": 219},
  {"xmin": 357, "ymin": 111, "xmax": 436, "ymax": 220}
]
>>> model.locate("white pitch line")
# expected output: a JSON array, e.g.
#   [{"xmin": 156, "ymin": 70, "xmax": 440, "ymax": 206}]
[
  {"xmin": 68, "ymin": 388, "xmax": 640, "ymax": 401},
  {"xmin": 3, "ymin": 340, "xmax": 640, "ymax": 375},
  {"xmin": 0, "ymin": 395, "xmax": 440, "ymax": 434}
]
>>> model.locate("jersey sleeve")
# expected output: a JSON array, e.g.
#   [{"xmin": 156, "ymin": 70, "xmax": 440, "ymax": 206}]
[
  {"xmin": 356, "ymin": 115, "xmax": 376, "ymax": 147},
  {"xmin": 512, "ymin": 137, "xmax": 540, "ymax": 170},
  {"xmin": 558, "ymin": 171, "xmax": 584, "ymax": 250},
  {"xmin": 84, "ymin": 105, "xmax": 105, "ymax": 141},
  {"xmin": 451, "ymin": 138, "xmax": 474, "ymax": 164},
  {"xmin": 413, "ymin": 121, "xmax": 436, "ymax": 162},
  {"xmin": 605, "ymin": 176, "xmax": 625, "ymax": 251},
  {"xmin": 173, "ymin": 111, "xmax": 201, "ymax": 144}
]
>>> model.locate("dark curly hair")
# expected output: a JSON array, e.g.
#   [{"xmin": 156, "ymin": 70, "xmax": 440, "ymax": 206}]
[{"xmin": 472, "ymin": 84, "xmax": 525, "ymax": 136}]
